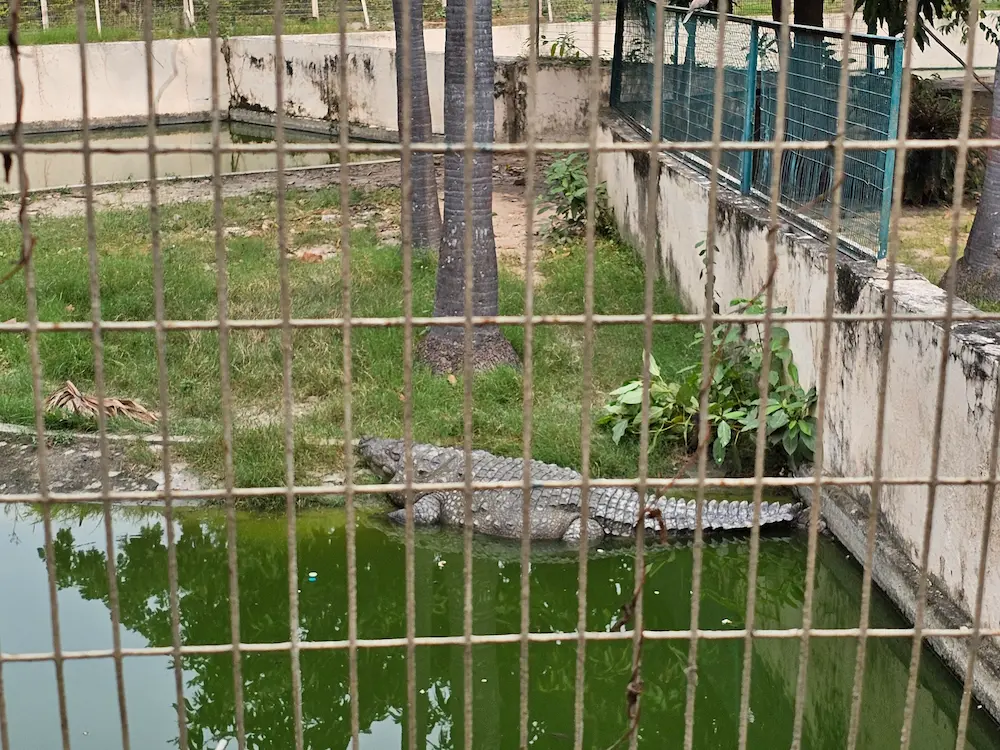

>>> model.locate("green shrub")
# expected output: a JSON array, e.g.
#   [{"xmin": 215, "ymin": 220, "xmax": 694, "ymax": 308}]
[
  {"xmin": 537, "ymin": 152, "xmax": 615, "ymax": 243},
  {"xmin": 598, "ymin": 294, "xmax": 818, "ymax": 476},
  {"xmin": 904, "ymin": 74, "xmax": 986, "ymax": 206}
]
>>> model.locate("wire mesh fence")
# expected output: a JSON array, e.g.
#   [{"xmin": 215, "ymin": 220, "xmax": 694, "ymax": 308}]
[
  {"xmin": 610, "ymin": 3, "xmax": 902, "ymax": 259},
  {"xmin": 7, "ymin": 0, "xmax": 617, "ymax": 52},
  {"xmin": 1, "ymin": 0, "xmax": 1000, "ymax": 744}
]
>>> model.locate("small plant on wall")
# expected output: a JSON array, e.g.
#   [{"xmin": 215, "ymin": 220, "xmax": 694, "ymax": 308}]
[
  {"xmin": 537, "ymin": 152, "xmax": 615, "ymax": 243},
  {"xmin": 598, "ymin": 291, "xmax": 818, "ymax": 476}
]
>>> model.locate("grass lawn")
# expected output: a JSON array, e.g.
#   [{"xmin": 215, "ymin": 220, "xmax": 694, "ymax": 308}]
[
  {"xmin": 0, "ymin": 186, "xmax": 699, "ymax": 505},
  {"xmin": 897, "ymin": 204, "xmax": 975, "ymax": 285}
]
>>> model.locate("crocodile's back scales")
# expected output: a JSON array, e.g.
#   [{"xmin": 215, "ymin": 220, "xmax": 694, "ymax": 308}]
[{"xmin": 357, "ymin": 438, "xmax": 803, "ymax": 542}]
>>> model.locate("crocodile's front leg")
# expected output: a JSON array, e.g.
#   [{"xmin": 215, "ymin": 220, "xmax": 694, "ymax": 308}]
[
  {"xmin": 561, "ymin": 517, "xmax": 606, "ymax": 544},
  {"xmin": 388, "ymin": 494, "xmax": 443, "ymax": 526}
]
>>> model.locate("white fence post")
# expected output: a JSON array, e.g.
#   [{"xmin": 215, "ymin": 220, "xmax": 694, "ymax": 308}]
[
  {"xmin": 40, "ymin": 0, "xmax": 49, "ymax": 29},
  {"xmin": 94, "ymin": 0, "xmax": 103, "ymax": 36}
]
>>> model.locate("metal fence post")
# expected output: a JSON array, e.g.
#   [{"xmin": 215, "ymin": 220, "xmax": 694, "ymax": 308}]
[
  {"xmin": 609, "ymin": 0, "xmax": 626, "ymax": 109},
  {"xmin": 740, "ymin": 20, "xmax": 759, "ymax": 195},
  {"xmin": 878, "ymin": 35, "xmax": 904, "ymax": 261}
]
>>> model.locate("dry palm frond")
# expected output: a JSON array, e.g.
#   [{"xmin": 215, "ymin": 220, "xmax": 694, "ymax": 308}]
[{"xmin": 44, "ymin": 381, "xmax": 159, "ymax": 425}]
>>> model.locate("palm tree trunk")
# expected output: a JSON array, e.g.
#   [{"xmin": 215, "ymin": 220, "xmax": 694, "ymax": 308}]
[
  {"xmin": 418, "ymin": 0, "xmax": 520, "ymax": 375},
  {"xmin": 393, "ymin": 0, "xmax": 441, "ymax": 252},
  {"xmin": 943, "ymin": 49, "xmax": 1000, "ymax": 303}
]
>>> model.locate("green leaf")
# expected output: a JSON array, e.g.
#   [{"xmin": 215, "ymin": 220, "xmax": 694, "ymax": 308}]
[
  {"xmin": 611, "ymin": 419, "xmax": 628, "ymax": 444},
  {"xmin": 717, "ymin": 420, "xmax": 732, "ymax": 448},
  {"xmin": 619, "ymin": 388, "xmax": 644, "ymax": 405},
  {"xmin": 648, "ymin": 352, "xmax": 660, "ymax": 378},
  {"xmin": 782, "ymin": 428, "xmax": 798, "ymax": 456},
  {"xmin": 712, "ymin": 436, "xmax": 727, "ymax": 465},
  {"xmin": 609, "ymin": 381, "xmax": 641, "ymax": 396},
  {"xmin": 767, "ymin": 410, "xmax": 790, "ymax": 431},
  {"xmin": 801, "ymin": 431, "xmax": 816, "ymax": 453},
  {"xmin": 799, "ymin": 418, "xmax": 813, "ymax": 436}
]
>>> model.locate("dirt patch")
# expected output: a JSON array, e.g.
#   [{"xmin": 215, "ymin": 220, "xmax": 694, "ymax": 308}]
[
  {"xmin": 2, "ymin": 153, "xmax": 553, "ymax": 223},
  {"xmin": 0, "ymin": 428, "xmax": 207, "ymax": 498}
]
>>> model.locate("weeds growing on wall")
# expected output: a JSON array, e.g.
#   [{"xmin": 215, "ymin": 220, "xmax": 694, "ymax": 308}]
[
  {"xmin": 537, "ymin": 152, "xmax": 616, "ymax": 243},
  {"xmin": 598, "ymin": 292, "xmax": 818, "ymax": 476}
]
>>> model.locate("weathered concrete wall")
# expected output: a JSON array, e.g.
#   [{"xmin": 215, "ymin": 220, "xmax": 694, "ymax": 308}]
[
  {"xmin": 224, "ymin": 36, "xmax": 610, "ymax": 142},
  {"xmin": 0, "ymin": 38, "xmax": 225, "ymax": 133},
  {"xmin": 598, "ymin": 108, "xmax": 1000, "ymax": 721}
]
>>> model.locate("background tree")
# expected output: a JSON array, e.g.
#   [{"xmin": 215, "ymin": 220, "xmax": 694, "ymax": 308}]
[
  {"xmin": 417, "ymin": 0, "xmax": 521, "ymax": 374},
  {"xmin": 392, "ymin": 0, "xmax": 441, "ymax": 252},
  {"xmin": 937, "ymin": 6, "xmax": 1000, "ymax": 301}
]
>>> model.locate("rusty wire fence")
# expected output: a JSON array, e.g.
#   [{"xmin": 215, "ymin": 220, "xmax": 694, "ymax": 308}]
[{"xmin": 0, "ymin": 0, "xmax": 999, "ymax": 744}]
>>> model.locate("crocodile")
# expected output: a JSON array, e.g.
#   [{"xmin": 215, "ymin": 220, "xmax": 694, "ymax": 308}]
[{"xmin": 357, "ymin": 437, "xmax": 805, "ymax": 543}]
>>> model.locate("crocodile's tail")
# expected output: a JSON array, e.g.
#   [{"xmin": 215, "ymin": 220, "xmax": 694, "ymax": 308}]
[{"xmin": 646, "ymin": 497, "xmax": 804, "ymax": 532}]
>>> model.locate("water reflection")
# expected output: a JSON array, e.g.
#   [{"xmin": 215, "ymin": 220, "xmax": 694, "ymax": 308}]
[
  {"xmin": 1, "ymin": 504, "xmax": 998, "ymax": 749},
  {"xmin": 13, "ymin": 122, "xmax": 372, "ymax": 191}
]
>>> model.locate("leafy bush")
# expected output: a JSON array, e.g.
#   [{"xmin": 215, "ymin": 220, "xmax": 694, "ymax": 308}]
[
  {"xmin": 904, "ymin": 74, "xmax": 986, "ymax": 206},
  {"xmin": 537, "ymin": 152, "xmax": 615, "ymax": 243},
  {"xmin": 597, "ymin": 295, "xmax": 818, "ymax": 475}
]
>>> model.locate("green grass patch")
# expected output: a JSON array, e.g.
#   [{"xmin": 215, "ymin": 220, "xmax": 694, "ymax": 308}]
[{"xmin": 0, "ymin": 187, "xmax": 697, "ymax": 505}]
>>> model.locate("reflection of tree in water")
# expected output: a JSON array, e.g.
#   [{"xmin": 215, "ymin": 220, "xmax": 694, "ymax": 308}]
[{"xmin": 42, "ymin": 513, "xmax": 999, "ymax": 750}]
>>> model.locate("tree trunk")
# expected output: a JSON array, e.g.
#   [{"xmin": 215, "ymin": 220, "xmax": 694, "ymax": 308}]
[
  {"xmin": 393, "ymin": 0, "xmax": 442, "ymax": 253},
  {"xmin": 941, "ymin": 49, "xmax": 1000, "ymax": 303},
  {"xmin": 418, "ymin": 0, "xmax": 521, "ymax": 375},
  {"xmin": 793, "ymin": 0, "xmax": 824, "ymax": 28}
]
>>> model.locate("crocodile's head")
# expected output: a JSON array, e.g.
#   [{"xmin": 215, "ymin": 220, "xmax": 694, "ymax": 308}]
[{"xmin": 357, "ymin": 436, "xmax": 405, "ymax": 479}]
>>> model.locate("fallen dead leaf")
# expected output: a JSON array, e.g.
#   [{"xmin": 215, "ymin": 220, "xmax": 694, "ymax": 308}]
[
  {"xmin": 447, "ymin": 374, "xmax": 457, "ymax": 385},
  {"xmin": 44, "ymin": 380, "xmax": 158, "ymax": 424},
  {"xmin": 292, "ymin": 244, "xmax": 337, "ymax": 263}
]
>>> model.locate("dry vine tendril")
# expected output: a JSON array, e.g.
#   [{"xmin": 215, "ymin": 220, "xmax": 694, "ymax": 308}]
[{"xmin": 1, "ymin": 0, "xmax": 35, "ymax": 287}]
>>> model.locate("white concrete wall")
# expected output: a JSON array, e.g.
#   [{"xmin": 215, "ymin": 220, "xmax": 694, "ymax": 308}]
[
  {"xmin": 0, "ymin": 16, "xmax": 988, "ymax": 134},
  {"xmin": 224, "ymin": 36, "xmax": 609, "ymax": 141},
  {"xmin": 598, "ymin": 109, "xmax": 1000, "ymax": 719},
  {"xmin": 0, "ymin": 38, "xmax": 225, "ymax": 131}
]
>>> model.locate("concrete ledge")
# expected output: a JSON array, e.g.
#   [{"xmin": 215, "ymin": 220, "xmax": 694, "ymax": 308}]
[{"xmin": 597, "ymin": 107, "xmax": 1000, "ymax": 722}]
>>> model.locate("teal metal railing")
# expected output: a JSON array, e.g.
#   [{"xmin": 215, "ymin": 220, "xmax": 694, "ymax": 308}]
[{"xmin": 609, "ymin": 2, "xmax": 904, "ymax": 261}]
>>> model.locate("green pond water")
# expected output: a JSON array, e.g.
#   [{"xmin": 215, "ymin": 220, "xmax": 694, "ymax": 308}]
[
  {"xmin": 12, "ymin": 121, "xmax": 373, "ymax": 192},
  {"xmin": 2, "ymin": 502, "xmax": 1000, "ymax": 750}
]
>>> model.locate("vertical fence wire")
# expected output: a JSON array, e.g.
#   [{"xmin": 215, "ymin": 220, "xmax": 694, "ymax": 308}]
[
  {"xmin": 271, "ymin": 0, "xmax": 308, "ymax": 744},
  {"xmin": 14, "ymin": 0, "xmax": 73, "ymax": 743},
  {"xmin": 337, "ymin": 0, "xmax": 361, "ymax": 739},
  {"xmin": 207, "ymin": 0, "xmax": 249, "ymax": 742},
  {"xmin": 74, "ymin": 0, "xmax": 131, "ymax": 746},
  {"xmin": 571, "ymin": 0, "xmax": 606, "ymax": 742},
  {"xmin": 899, "ymin": 0, "xmax": 980, "ymax": 745},
  {"xmin": 460, "ymin": 0, "xmax": 478, "ymax": 735},
  {"xmin": 633, "ymin": 0, "xmax": 666, "ymax": 745},
  {"xmin": 139, "ymin": 1, "xmax": 191, "ymax": 747},
  {"xmin": 398, "ymin": 0, "xmax": 419, "ymax": 747},
  {"xmin": 519, "ymin": 0, "xmax": 540, "ymax": 742},
  {"xmin": 688, "ymin": 0, "xmax": 729, "ymax": 746},
  {"xmin": 788, "ymin": 8, "xmax": 856, "ymax": 750},
  {"xmin": 845, "ymin": 0, "xmax": 920, "ymax": 745},
  {"xmin": 950, "ymin": 9, "xmax": 1000, "ymax": 728}
]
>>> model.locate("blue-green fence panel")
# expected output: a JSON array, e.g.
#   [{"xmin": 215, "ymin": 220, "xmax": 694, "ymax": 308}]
[{"xmin": 609, "ymin": 1, "xmax": 903, "ymax": 261}]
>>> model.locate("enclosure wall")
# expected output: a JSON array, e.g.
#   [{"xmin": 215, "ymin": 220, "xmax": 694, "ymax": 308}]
[
  {"xmin": 598, "ymin": 109, "xmax": 1000, "ymax": 719},
  {"xmin": 0, "ymin": 37, "xmax": 224, "ymax": 131}
]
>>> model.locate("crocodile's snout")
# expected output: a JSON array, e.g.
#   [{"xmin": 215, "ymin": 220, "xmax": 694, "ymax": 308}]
[{"xmin": 356, "ymin": 436, "xmax": 404, "ymax": 478}]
